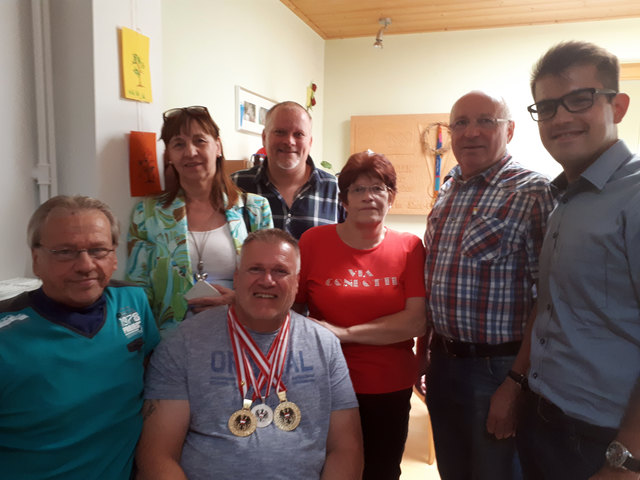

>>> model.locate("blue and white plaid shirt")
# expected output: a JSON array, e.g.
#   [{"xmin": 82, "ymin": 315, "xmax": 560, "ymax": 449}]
[{"xmin": 231, "ymin": 156, "xmax": 344, "ymax": 239}]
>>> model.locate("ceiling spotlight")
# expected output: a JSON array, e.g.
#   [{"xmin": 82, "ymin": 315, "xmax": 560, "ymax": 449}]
[{"xmin": 373, "ymin": 17, "xmax": 392, "ymax": 49}]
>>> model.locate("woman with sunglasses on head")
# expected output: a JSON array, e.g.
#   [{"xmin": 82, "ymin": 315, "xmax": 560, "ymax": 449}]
[
  {"xmin": 126, "ymin": 106, "xmax": 273, "ymax": 332},
  {"xmin": 293, "ymin": 151, "xmax": 427, "ymax": 480}
]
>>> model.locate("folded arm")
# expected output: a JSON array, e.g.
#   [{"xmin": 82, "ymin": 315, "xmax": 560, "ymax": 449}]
[{"xmin": 308, "ymin": 297, "xmax": 426, "ymax": 345}]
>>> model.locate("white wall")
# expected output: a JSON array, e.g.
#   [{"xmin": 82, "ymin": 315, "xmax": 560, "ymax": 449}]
[
  {"xmin": 161, "ymin": 0, "xmax": 325, "ymax": 163},
  {"xmin": 324, "ymin": 18, "xmax": 640, "ymax": 236},
  {"xmin": 0, "ymin": 1, "xmax": 39, "ymax": 279},
  {"xmin": 92, "ymin": 0, "xmax": 163, "ymax": 272},
  {"xmin": 48, "ymin": 0, "xmax": 164, "ymax": 279}
]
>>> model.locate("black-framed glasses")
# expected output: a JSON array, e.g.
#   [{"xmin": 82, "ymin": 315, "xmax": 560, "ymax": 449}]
[
  {"xmin": 527, "ymin": 88, "xmax": 617, "ymax": 122},
  {"xmin": 162, "ymin": 105, "xmax": 209, "ymax": 121},
  {"xmin": 37, "ymin": 246, "xmax": 115, "ymax": 262},
  {"xmin": 448, "ymin": 117, "xmax": 510, "ymax": 133}
]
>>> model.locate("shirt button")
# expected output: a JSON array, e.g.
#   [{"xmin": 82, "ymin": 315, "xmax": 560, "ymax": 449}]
[
  {"xmin": 539, "ymin": 338, "xmax": 546, "ymax": 345},
  {"xmin": 532, "ymin": 372, "xmax": 538, "ymax": 379}
]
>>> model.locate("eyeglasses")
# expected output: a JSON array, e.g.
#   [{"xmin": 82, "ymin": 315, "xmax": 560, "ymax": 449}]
[
  {"xmin": 162, "ymin": 105, "xmax": 209, "ymax": 121},
  {"xmin": 527, "ymin": 88, "xmax": 617, "ymax": 122},
  {"xmin": 448, "ymin": 117, "xmax": 510, "ymax": 133},
  {"xmin": 348, "ymin": 184, "xmax": 390, "ymax": 197},
  {"xmin": 37, "ymin": 246, "xmax": 115, "ymax": 262}
]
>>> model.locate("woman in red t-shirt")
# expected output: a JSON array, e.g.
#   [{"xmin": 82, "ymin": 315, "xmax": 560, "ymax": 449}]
[{"xmin": 294, "ymin": 151, "xmax": 427, "ymax": 480}]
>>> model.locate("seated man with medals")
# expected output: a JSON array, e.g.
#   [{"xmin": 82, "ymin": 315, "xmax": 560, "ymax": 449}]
[{"xmin": 136, "ymin": 229, "xmax": 364, "ymax": 480}]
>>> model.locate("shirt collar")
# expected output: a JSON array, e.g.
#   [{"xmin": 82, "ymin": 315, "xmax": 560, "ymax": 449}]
[
  {"xmin": 29, "ymin": 287, "xmax": 107, "ymax": 336},
  {"xmin": 551, "ymin": 140, "xmax": 632, "ymax": 194},
  {"xmin": 448, "ymin": 154, "xmax": 512, "ymax": 186},
  {"xmin": 256, "ymin": 156, "xmax": 318, "ymax": 186}
]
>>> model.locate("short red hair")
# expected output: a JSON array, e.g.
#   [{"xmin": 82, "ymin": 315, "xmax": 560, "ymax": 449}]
[{"xmin": 338, "ymin": 151, "xmax": 397, "ymax": 205}]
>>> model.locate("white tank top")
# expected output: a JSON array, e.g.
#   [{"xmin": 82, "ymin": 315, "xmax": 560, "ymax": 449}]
[{"xmin": 188, "ymin": 224, "xmax": 236, "ymax": 289}]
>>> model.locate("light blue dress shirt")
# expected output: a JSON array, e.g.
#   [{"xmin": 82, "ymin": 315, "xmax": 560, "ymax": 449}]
[{"xmin": 529, "ymin": 140, "xmax": 640, "ymax": 428}]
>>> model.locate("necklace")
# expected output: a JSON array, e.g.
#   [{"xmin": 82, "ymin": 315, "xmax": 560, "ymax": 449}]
[{"xmin": 189, "ymin": 230, "xmax": 211, "ymax": 280}]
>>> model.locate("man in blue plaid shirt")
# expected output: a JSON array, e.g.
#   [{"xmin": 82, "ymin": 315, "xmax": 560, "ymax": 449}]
[
  {"xmin": 421, "ymin": 91, "xmax": 555, "ymax": 480},
  {"xmin": 232, "ymin": 101, "xmax": 343, "ymax": 239}
]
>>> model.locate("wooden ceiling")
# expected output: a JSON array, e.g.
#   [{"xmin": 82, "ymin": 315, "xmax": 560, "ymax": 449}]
[{"xmin": 280, "ymin": 0, "xmax": 640, "ymax": 39}]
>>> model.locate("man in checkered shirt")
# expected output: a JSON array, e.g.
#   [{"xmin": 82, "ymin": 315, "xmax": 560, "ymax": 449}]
[
  {"xmin": 232, "ymin": 101, "xmax": 343, "ymax": 240},
  {"xmin": 421, "ymin": 91, "xmax": 555, "ymax": 480}
]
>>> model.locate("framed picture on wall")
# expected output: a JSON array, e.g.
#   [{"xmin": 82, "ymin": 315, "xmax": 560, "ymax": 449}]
[{"xmin": 235, "ymin": 86, "xmax": 276, "ymax": 135}]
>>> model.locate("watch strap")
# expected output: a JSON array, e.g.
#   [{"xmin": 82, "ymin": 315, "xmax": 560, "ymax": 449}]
[
  {"xmin": 623, "ymin": 454, "xmax": 640, "ymax": 473},
  {"xmin": 507, "ymin": 370, "xmax": 528, "ymax": 389}
]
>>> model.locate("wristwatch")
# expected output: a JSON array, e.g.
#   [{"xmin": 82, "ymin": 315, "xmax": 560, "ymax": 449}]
[
  {"xmin": 606, "ymin": 441, "xmax": 640, "ymax": 472},
  {"xmin": 507, "ymin": 370, "xmax": 528, "ymax": 390}
]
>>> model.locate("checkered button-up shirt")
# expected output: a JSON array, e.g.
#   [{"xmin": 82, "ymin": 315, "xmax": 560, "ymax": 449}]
[
  {"xmin": 231, "ymin": 156, "xmax": 344, "ymax": 239},
  {"xmin": 424, "ymin": 155, "xmax": 555, "ymax": 344}
]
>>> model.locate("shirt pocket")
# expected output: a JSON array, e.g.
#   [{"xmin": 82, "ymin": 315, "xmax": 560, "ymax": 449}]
[{"xmin": 461, "ymin": 215, "xmax": 521, "ymax": 262}]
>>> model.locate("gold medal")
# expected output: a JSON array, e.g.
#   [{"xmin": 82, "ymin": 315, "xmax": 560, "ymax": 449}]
[
  {"xmin": 228, "ymin": 399, "xmax": 257, "ymax": 437},
  {"xmin": 273, "ymin": 391, "xmax": 301, "ymax": 431}
]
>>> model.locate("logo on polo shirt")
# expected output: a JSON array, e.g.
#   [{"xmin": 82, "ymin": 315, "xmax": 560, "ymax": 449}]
[
  {"xmin": 0, "ymin": 313, "xmax": 29, "ymax": 329},
  {"xmin": 116, "ymin": 308, "xmax": 143, "ymax": 338}
]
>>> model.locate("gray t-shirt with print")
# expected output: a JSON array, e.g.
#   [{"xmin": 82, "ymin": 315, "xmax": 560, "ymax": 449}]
[{"xmin": 144, "ymin": 306, "xmax": 358, "ymax": 480}]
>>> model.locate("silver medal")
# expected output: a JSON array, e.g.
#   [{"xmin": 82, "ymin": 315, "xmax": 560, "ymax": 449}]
[{"xmin": 251, "ymin": 403, "xmax": 274, "ymax": 428}]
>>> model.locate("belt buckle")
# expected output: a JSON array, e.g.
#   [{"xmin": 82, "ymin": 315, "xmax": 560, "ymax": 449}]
[{"xmin": 441, "ymin": 337, "xmax": 457, "ymax": 357}]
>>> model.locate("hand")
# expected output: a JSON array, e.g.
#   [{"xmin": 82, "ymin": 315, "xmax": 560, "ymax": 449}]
[
  {"xmin": 187, "ymin": 284, "xmax": 235, "ymax": 313},
  {"xmin": 486, "ymin": 378, "xmax": 522, "ymax": 439},
  {"xmin": 414, "ymin": 333, "xmax": 432, "ymax": 396},
  {"xmin": 589, "ymin": 465, "xmax": 640, "ymax": 479},
  {"xmin": 308, "ymin": 317, "xmax": 348, "ymax": 342}
]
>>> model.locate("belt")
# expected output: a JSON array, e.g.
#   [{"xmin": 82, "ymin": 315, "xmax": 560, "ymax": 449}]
[{"xmin": 432, "ymin": 335, "xmax": 521, "ymax": 358}]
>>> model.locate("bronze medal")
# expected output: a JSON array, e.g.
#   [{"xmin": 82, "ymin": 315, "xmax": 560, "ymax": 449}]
[
  {"xmin": 228, "ymin": 399, "xmax": 257, "ymax": 437},
  {"xmin": 273, "ymin": 391, "xmax": 301, "ymax": 431}
]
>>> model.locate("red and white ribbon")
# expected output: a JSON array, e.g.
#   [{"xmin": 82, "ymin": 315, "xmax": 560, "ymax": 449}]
[{"xmin": 227, "ymin": 306, "xmax": 291, "ymax": 403}]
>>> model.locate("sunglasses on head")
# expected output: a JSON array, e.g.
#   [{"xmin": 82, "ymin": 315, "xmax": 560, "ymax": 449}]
[{"xmin": 162, "ymin": 105, "xmax": 210, "ymax": 121}]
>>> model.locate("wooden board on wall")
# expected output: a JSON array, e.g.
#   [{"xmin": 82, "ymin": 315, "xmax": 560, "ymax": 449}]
[
  {"xmin": 621, "ymin": 63, "xmax": 640, "ymax": 81},
  {"xmin": 350, "ymin": 114, "xmax": 458, "ymax": 215},
  {"xmin": 224, "ymin": 159, "xmax": 252, "ymax": 177}
]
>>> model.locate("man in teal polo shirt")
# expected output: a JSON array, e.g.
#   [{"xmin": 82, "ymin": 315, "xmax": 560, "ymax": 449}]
[{"xmin": 0, "ymin": 195, "xmax": 160, "ymax": 480}]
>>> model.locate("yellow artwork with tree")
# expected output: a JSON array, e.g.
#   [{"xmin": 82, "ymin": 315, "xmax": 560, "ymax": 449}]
[{"xmin": 120, "ymin": 27, "xmax": 152, "ymax": 103}]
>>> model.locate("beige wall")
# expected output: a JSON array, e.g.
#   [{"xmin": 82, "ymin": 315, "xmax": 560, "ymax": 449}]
[
  {"xmin": 324, "ymin": 18, "xmax": 640, "ymax": 236},
  {"xmin": 162, "ymin": 0, "xmax": 325, "ymax": 163}
]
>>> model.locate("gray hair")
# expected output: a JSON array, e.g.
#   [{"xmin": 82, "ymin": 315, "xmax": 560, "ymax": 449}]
[{"xmin": 27, "ymin": 195, "xmax": 120, "ymax": 248}]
